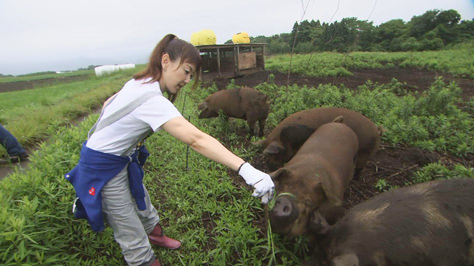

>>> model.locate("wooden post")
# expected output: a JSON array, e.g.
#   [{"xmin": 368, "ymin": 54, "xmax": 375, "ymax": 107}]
[{"xmin": 217, "ymin": 47, "xmax": 221, "ymax": 77}]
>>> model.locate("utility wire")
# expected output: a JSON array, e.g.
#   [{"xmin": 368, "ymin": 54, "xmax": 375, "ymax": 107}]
[
  {"xmin": 328, "ymin": 0, "xmax": 341, "ymax": 23},
  {"xmin": 367, "ymin": 0, "xmax": 378, "ymax": 22},
  {"xmin": 287, "ymin": 0, "xmax": 313, "ymax": 87},
  {"xmin": 306, "ymin": 0, "xmax": 378, "ymax": 64}
]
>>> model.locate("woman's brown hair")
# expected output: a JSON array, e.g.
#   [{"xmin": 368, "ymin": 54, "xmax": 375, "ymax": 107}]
[{"xmin": 134, "ymin": 34, "xmax": 202, "ymax": 91}]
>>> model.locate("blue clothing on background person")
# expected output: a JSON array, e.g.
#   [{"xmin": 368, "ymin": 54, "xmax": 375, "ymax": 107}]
[{"xmin": 0, "ymin": 123, "xmax": 28, "ymax": 162}]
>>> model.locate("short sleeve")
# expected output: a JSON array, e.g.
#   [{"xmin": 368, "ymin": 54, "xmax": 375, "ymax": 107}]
[{"xmin": 133, "ymin": 95, "xmax": 182, "ymax": 132}]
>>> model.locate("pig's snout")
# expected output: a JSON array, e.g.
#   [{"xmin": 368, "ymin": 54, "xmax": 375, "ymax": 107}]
[{"xmin": 269, "ymin": 195, "xmax": 298, "ymax": 233}]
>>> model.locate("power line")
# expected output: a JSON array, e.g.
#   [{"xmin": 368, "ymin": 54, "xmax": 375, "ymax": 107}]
[
  {"xmin": 287, "ymin": 0, "xmax": 313, "ymax": 86},
  {"xmin": 367, "ymin": 0, "xmax": 378, "ymax": 22},
  {"xmin": 328, "ymin": 0, "xmax": 341, "ymax": 23}
]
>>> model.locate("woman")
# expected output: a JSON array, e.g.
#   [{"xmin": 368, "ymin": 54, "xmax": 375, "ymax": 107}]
[{"xmin": 65, "ymin": 34, "xmax": 274, "ymax": 266}]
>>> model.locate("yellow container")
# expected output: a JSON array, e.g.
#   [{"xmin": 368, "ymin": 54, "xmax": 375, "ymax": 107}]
[
  {"xmin": 190, "ymin": 29, "xmax": 217, "ymax": 45},
  {"xmin": 232, "ymin": 32, "xmax": 250, "ymax": 44}
]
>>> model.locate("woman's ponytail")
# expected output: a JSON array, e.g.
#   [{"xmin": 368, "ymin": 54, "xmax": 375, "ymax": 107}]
[
  {"xmin": 133, "ymin": 34, "xmax": 177, "ymax": 82},
  {"xmin": 134, "ymin": 34, "xmax": 202, "ymax": 89}
]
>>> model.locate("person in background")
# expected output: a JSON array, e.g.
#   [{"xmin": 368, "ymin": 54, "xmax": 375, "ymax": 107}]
[
  {"xmin": 65, "ymin": 34, "xmax": 275, "ymax": 266},
  {"xmin": 0, "ymin": 123, "xmax": 28, "ymax": 163}
]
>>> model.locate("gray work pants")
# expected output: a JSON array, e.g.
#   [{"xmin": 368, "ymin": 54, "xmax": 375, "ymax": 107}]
[{"xmin": 102, "ymin": 166, "xmax": 160, "ymax": 266}]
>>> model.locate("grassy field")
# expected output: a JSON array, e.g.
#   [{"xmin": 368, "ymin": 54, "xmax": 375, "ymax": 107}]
[
  {"xmin": 0, "ymin": 70, "xmax": 92, "ymax": 83},
  {"xmin": 0, "ymin": 47, "xmax": 473, "ymax": 265},
  {"xmin": 266, "ymin": 42, "xmax": 474, "ymax": 78},
  {"xmin": 0, "ymin": 69, "xmax": 139, "ymax": 158}
]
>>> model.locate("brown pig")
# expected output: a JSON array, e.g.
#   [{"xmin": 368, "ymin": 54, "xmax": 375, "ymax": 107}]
[
  {"xmin": 269, "ymin": 120, "xmax": 358, "ymax": 237},
  {"xmin": 261, "ymin": 107, "xmax": 381, "ymax": 175},
  {"xmin": 309, "ymin": 178, "xmax": 474, "ymax": 266},
  {"xmin": 198, "ymin": 87, "xmax": 270, "ymax": 136}
]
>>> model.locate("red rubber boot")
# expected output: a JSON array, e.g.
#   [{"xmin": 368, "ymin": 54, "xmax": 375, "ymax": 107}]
[
  {"xmin": 148, "ymin": 224, "xmax": 181, "ymax": 250},
  {"xmin": 149, "ymin": 259, "xmax": 161, "ymax": 266}
]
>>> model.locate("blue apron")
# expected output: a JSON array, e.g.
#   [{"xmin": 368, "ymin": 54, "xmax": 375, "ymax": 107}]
[{"xmin": 65, "ymin": 142, "xmax": 149, "ymax": 232}]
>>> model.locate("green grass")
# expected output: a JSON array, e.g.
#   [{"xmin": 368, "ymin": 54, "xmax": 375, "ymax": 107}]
[
  {"xmin": 0, "ymin": 70, "xmax": 93, "ymax": 83},
  {"xmin": 255, "ymin": 76, "xmax": 473, "ymax": 157},
  {"xmin": 0, "ymin": 86, "xmax": 309, "ymax": 265},
  {"xmin": 266, "ymin": 42, "xmax": 474, "ymax": 78},
  {"xmin": 0, "ymin": 68, "xmax": 139, "ymax": 157},
  {"xmin": 0, "ymin": 49, "xmax": 473, "ymax": 265}
]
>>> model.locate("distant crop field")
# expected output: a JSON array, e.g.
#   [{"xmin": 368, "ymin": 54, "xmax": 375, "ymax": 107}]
[
  {"xmin": 0, "ymin": 68, "xmax": 139, "ymax": 155},
  {"xmin": 0, "ymin": 69, "xmax": 93, "ymax": 83},
  {"xmin": 266, "ymin": 42, "xmax": 474, "ymax": 79}
]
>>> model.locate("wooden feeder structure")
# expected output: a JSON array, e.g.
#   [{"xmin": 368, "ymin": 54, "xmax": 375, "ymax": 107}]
[{"xmin": 196, "ymin": 43, "xmax": 266, "ymax": 80}]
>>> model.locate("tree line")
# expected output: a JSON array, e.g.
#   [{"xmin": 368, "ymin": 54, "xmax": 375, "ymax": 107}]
[{"xmin": 249, "ymin": 9, "xmax": 474, "ymax": 54}]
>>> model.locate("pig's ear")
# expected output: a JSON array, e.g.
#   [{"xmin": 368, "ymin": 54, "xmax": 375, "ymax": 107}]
[
  {"xmin": 308, "ymin": 210, "xmax": 331, "ymax": 235},
  {"xmin": 269, "ymin": 168, "xmax": 288, "ymax": 181},
  {"xmin": 280, "ymin": 124, "xmax": 314, "ymax": 151},
  {"xmin": 319, "ymin": 203, "xmax": 346, "ymax": 225},
  {"xmin": 320, "ymin": 173, "xmax": 345, "ymax": 206},
  {"xmin": 263, "ymin": 142, "xmax": 284, "ymax": 155}
]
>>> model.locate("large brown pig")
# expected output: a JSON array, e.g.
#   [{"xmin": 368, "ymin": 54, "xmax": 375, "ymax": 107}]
[
  {"xmin": 309, "ymin": 178, "xmax": 474, "ymax": 266},
  {"xmin": 269, "ymin": 119, "xmax": 358, "ymax": 237},
  {"xmin": 198, "ymin": 87, "xmax": 270, "ymax": 136},
  {"xmin": 261, "ymin": 107, "xmax": 381, "ymax": 174}
]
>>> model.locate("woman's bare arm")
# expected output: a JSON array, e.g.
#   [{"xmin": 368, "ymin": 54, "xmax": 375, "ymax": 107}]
[{"xmin": 161, "ymin": 116, "xmax": 245, "ymax": 171}]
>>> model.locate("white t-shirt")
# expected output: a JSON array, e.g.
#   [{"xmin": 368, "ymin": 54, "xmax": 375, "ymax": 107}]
[{"xmin": 86, "ymin": 78, "xmax": 182, "ymax": 156}]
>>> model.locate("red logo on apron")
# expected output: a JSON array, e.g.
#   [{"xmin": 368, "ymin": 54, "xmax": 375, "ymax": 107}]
[{"xmin": 89, "ymin": 187, "xmax": 96, "ymax": 196}]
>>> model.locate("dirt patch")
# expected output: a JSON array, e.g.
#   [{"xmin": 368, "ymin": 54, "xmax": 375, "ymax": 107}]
[
  {"xmin": 209, "ymin": 68, "xmax": 474, "ymax": 209},
  {"xmin": 0, "ymin": 74, "xmax": 90, "ymax": 93},
  {"xmin": 0, "ymin": 160, "xmax": 29, "ymax": 180},
  {"xmin": 210, "ymin": 68, "xmax": 473, "ymax": 265},
  {"xmin": 2, "ymin": 68, "xmax": 473, "ymax": 195},
  {"xmin": 2, "ymin": 68, "xmax": 472, "ymax": 186},
  {"xmin": 2, "ymin": 68, "xmax": 473, "ymax": 185},
  {"xmin": 0, "ymin": 72, "xmax": 98, "ymax": 180},
  {"xmin": 343, "ymin": 144, "xmax": 473, "ymax": 207},
  {"xmin": 1, "ymin": 67, "xmax": 472, "ymax": 264},
  {"xmin": 206, "ymin": 67, "xmax": 474, "ymax": 101},
  {"xmin": 0, "ymin": 109, "xmax": 96, "ymax": 181}
]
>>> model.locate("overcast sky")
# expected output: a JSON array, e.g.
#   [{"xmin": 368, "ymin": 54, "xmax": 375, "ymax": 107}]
[{"xmin": 1, "ymin": 0, "xmax": 473, "ymax": 75}]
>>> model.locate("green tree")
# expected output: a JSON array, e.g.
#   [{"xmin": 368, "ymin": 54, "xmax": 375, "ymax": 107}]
[
  {"xmin": 436, "ymin": 9, "xmax": 461, "ymax": 26},
  {"xmin": 401, "ymin": 37, "xmax": 421, "ymax": 51},
  {"xmin": 409, "ymin": 10, "xmax": 439, "ymax": 38},
  {"xmin": 375, "ymin": 19, "xmax": 407, "ymax": 51},
  {"xmin": 419, "ymin": 31, "xmax": 444, "ymax": 50},
  {"xmin": 457, "ymin": 20, "xmax": 474, "ymax": 41},
  {"xmin": 249, "ymin": 8, "xmax": 472, "ymax": 55},
  {"xmin": 434, "ymin": 9, "xmax": 461, "ymax": 44}
]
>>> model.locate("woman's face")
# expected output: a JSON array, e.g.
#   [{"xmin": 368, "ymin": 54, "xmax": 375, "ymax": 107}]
[{"xmin": 160, "ymin": 54, "xmax": 195, "ymax": 95}]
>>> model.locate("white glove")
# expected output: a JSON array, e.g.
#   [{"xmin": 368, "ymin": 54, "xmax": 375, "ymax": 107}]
[{"xmin": 238, "ymin": 162, "xmax": 275, "ymax": 204}]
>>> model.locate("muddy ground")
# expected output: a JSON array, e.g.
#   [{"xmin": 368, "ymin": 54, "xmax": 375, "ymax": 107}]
[
  {"xmin": 2, "ymin": 67, "xmax": 473, "ymax": 199},
  {"xmin": 0, "ymin": 74, "xmax": 89, "ymax": 93},
  {"xmin": 203, "ymin": 68, "xmax": 473, "ymax": 263},
  {"xmin": 2, "ymin": 67, "xmax": 473, "ymax": 196},
  {"xmin": 204, "ymin": 67, "xmax": 474, "ymax": 209},
  {"xmin": 0, "ymin": 74, "xmax": 90, "ymax": 178},
  {"xmin": 1, "ymin": 67, "xmax": 473, "ymax": 263}
]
